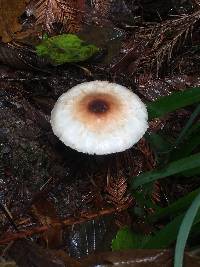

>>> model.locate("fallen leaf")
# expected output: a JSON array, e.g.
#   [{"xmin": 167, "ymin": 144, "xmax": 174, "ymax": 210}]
[{"xmin": 0, "ymin": 0, "xmax": 29, "ymax": 42}]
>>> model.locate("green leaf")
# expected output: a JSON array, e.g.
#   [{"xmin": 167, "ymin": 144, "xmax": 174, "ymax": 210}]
[
  {"xmin": 145, "ymin": 133, "xmax": 172, "ymax": 154},
  {"xmin": 112, "ymin": 227, "xmax": 149, "ymax": 250},
  {"xmin": 36, "ymin": 34, "xmax": 99, "ymax": 65},
  {"xmin": 172, "ymin": 104, "xmax": 200, "ymax": 148},
  {"xmin": 146, "ymin": 104, "xmax": 200, "ymax": 162},
  {"xmin": 131, "ymin": 152, "xmax": 200, "ymax": 189},
  {"xmin": 143, "ymin": 214, "xmax": 184, "ymax": 249},
  {"xmin": 133, "ymin": 190, "xmax": 160, "ymax": 215},
  {"xmin": 147, "ymin": 87, "xmax": 200, "ymax": 120},
  {"xmin": 181, "ymin": 166, "xmax": 200, "ymax": 177},
  {"xmin": 186, "ymin": 121, "xmax": 200, "ymax": 137},
  {"xmin": 144, "ymin": 208, "xmax": 200, "ymax": 249},
  {"xmin": 174, "ymin": 192, "xmax": 200, "ymax": 267},
  {"xmin": 171, "ymin": 132, "xmax": 200, "ymax": 161},
  {"xmin": 148, "ymin": 188, "xmax": 200, "ymax": 223}
]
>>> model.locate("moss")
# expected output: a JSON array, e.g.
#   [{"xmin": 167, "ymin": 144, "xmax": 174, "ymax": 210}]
[{"xmin": 35, "ymin": 34, "xmax": 99, "ymax": 65}]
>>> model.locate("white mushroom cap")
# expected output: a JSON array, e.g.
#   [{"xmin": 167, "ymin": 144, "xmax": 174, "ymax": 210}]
[{"xmin": 50, "ymin": 81, "xmax": 148, "ymax": 155}]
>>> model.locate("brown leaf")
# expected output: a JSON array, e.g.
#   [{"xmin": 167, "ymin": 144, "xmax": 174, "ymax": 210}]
[{"xmin": 0, "ymin": 0, "xmax": 29, "ymax": 42}]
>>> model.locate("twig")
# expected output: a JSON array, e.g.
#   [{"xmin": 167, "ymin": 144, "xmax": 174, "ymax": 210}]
[{"xmin": 0, "ymin": 205, "xmax": 129, "ymax": 245}]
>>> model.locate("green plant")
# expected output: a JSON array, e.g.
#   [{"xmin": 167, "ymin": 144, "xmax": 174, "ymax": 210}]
[
  {"xmin": 112, "ymin": 87, "xmax": 200, "ymax": 267},
  {"xmin": 174, "ymin": 192, "xmax": 200, "ymax": 267},
  {"xmin": 112, "ymin": 227, "xmax": 149, "ymax": 250},
  {"xmin": 35, "ymin": 34, "xmax": 99, "ymax": 65}
]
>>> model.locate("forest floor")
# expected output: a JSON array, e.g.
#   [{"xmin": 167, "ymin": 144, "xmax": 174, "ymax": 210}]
[{"xmin": 0, "ymin": 1, "xmax": 200, "ymax": 266}]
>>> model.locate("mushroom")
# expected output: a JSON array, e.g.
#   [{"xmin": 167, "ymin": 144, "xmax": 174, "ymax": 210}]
[{"xmin": 50, "ymin": 80, "xmax": 148, "ymax": 155}]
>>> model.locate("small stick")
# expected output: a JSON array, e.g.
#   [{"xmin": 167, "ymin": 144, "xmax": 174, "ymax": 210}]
[{"xmin": 0, "ymin": 205, "xmax": 129, "ymax": 245}]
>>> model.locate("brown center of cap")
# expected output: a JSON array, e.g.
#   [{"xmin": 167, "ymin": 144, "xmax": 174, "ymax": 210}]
[
  {"xmin": 88, "ymin": 99, "xmax": 109, "ymax": 114},
  {"xmin": 73, "ymin": 92, "xmax": 124, "ymax": 132}
]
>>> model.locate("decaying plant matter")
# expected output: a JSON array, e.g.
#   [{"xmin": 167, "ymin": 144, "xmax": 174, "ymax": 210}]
[
  {"xmin": 0, "ymin": 0, "xmax": 29, "ymax": 42},
  {"xmin": 149, "ymin": 8, "xmax": 200, "ymax": 74},
  {"xmin": 0, "ymin": 1, "xmax": 200, "ymax": 266},
  {"xmin": 113, "ymin": 4, "xmax": 200, "ymax": 77},
  {"xmin": 27, "ymin": 0, "xmax": 85, "ymax": 33},
  {"xmin": 25, "ymin": 0, "xmax": 122, "ymax": 34},
  {"xmin": 0, "ymin": 0, "xmax": 132, "ymax": 41},
  {"xmin": 105, "ymin": 172, "xmax": 133, "ymax": 207}
]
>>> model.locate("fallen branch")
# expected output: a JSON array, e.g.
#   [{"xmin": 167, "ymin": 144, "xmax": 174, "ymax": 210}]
[{"xmin": 0, "ymin": 205, "xmax": 129, "ymax": 245}]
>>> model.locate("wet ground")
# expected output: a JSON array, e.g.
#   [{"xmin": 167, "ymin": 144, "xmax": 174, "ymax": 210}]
[
  {"xmin": 0, "ymin": 63, "xmax": 146, "ymax": 259},
  {"xmin": 0, "ymin": 0, "xmax": 200, "ymax": 266}
]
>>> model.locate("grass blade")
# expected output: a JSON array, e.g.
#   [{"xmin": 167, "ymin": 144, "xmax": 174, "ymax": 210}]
[
  {"xmin": 144, "ymin": 208, "xmax": 200, "ymax": 249},
  {"xmin": 174, "ymin": 192, "xmax": 200, "ymax": 267},
  {"xmin": 131, "ymin": 152, "xmax": 200, "ymax": 188},
  {"xmin": 186, "ymin": 121, "xmax": 200, "ymax": 137},
  {"xmin": 145, "ymin": 133, "xmax": 172, "ymax": 154},
  {"xmin": 143, "ymin": 214, "xmax": 184, "ymax": 249},
  {"xmin": 148, "ymin": 188, "xmax": 200, "ymax": 223},
  {"xmin": 171, "ymin": 132, "xmax": 200, "ymax": 161},
  {"xmin": 173, "ymin": 103, "xmax": 200, "ymax": 148},
  {"xmin": 147, "ymin": 87, "xmax": 200, "ymax": 120}
]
